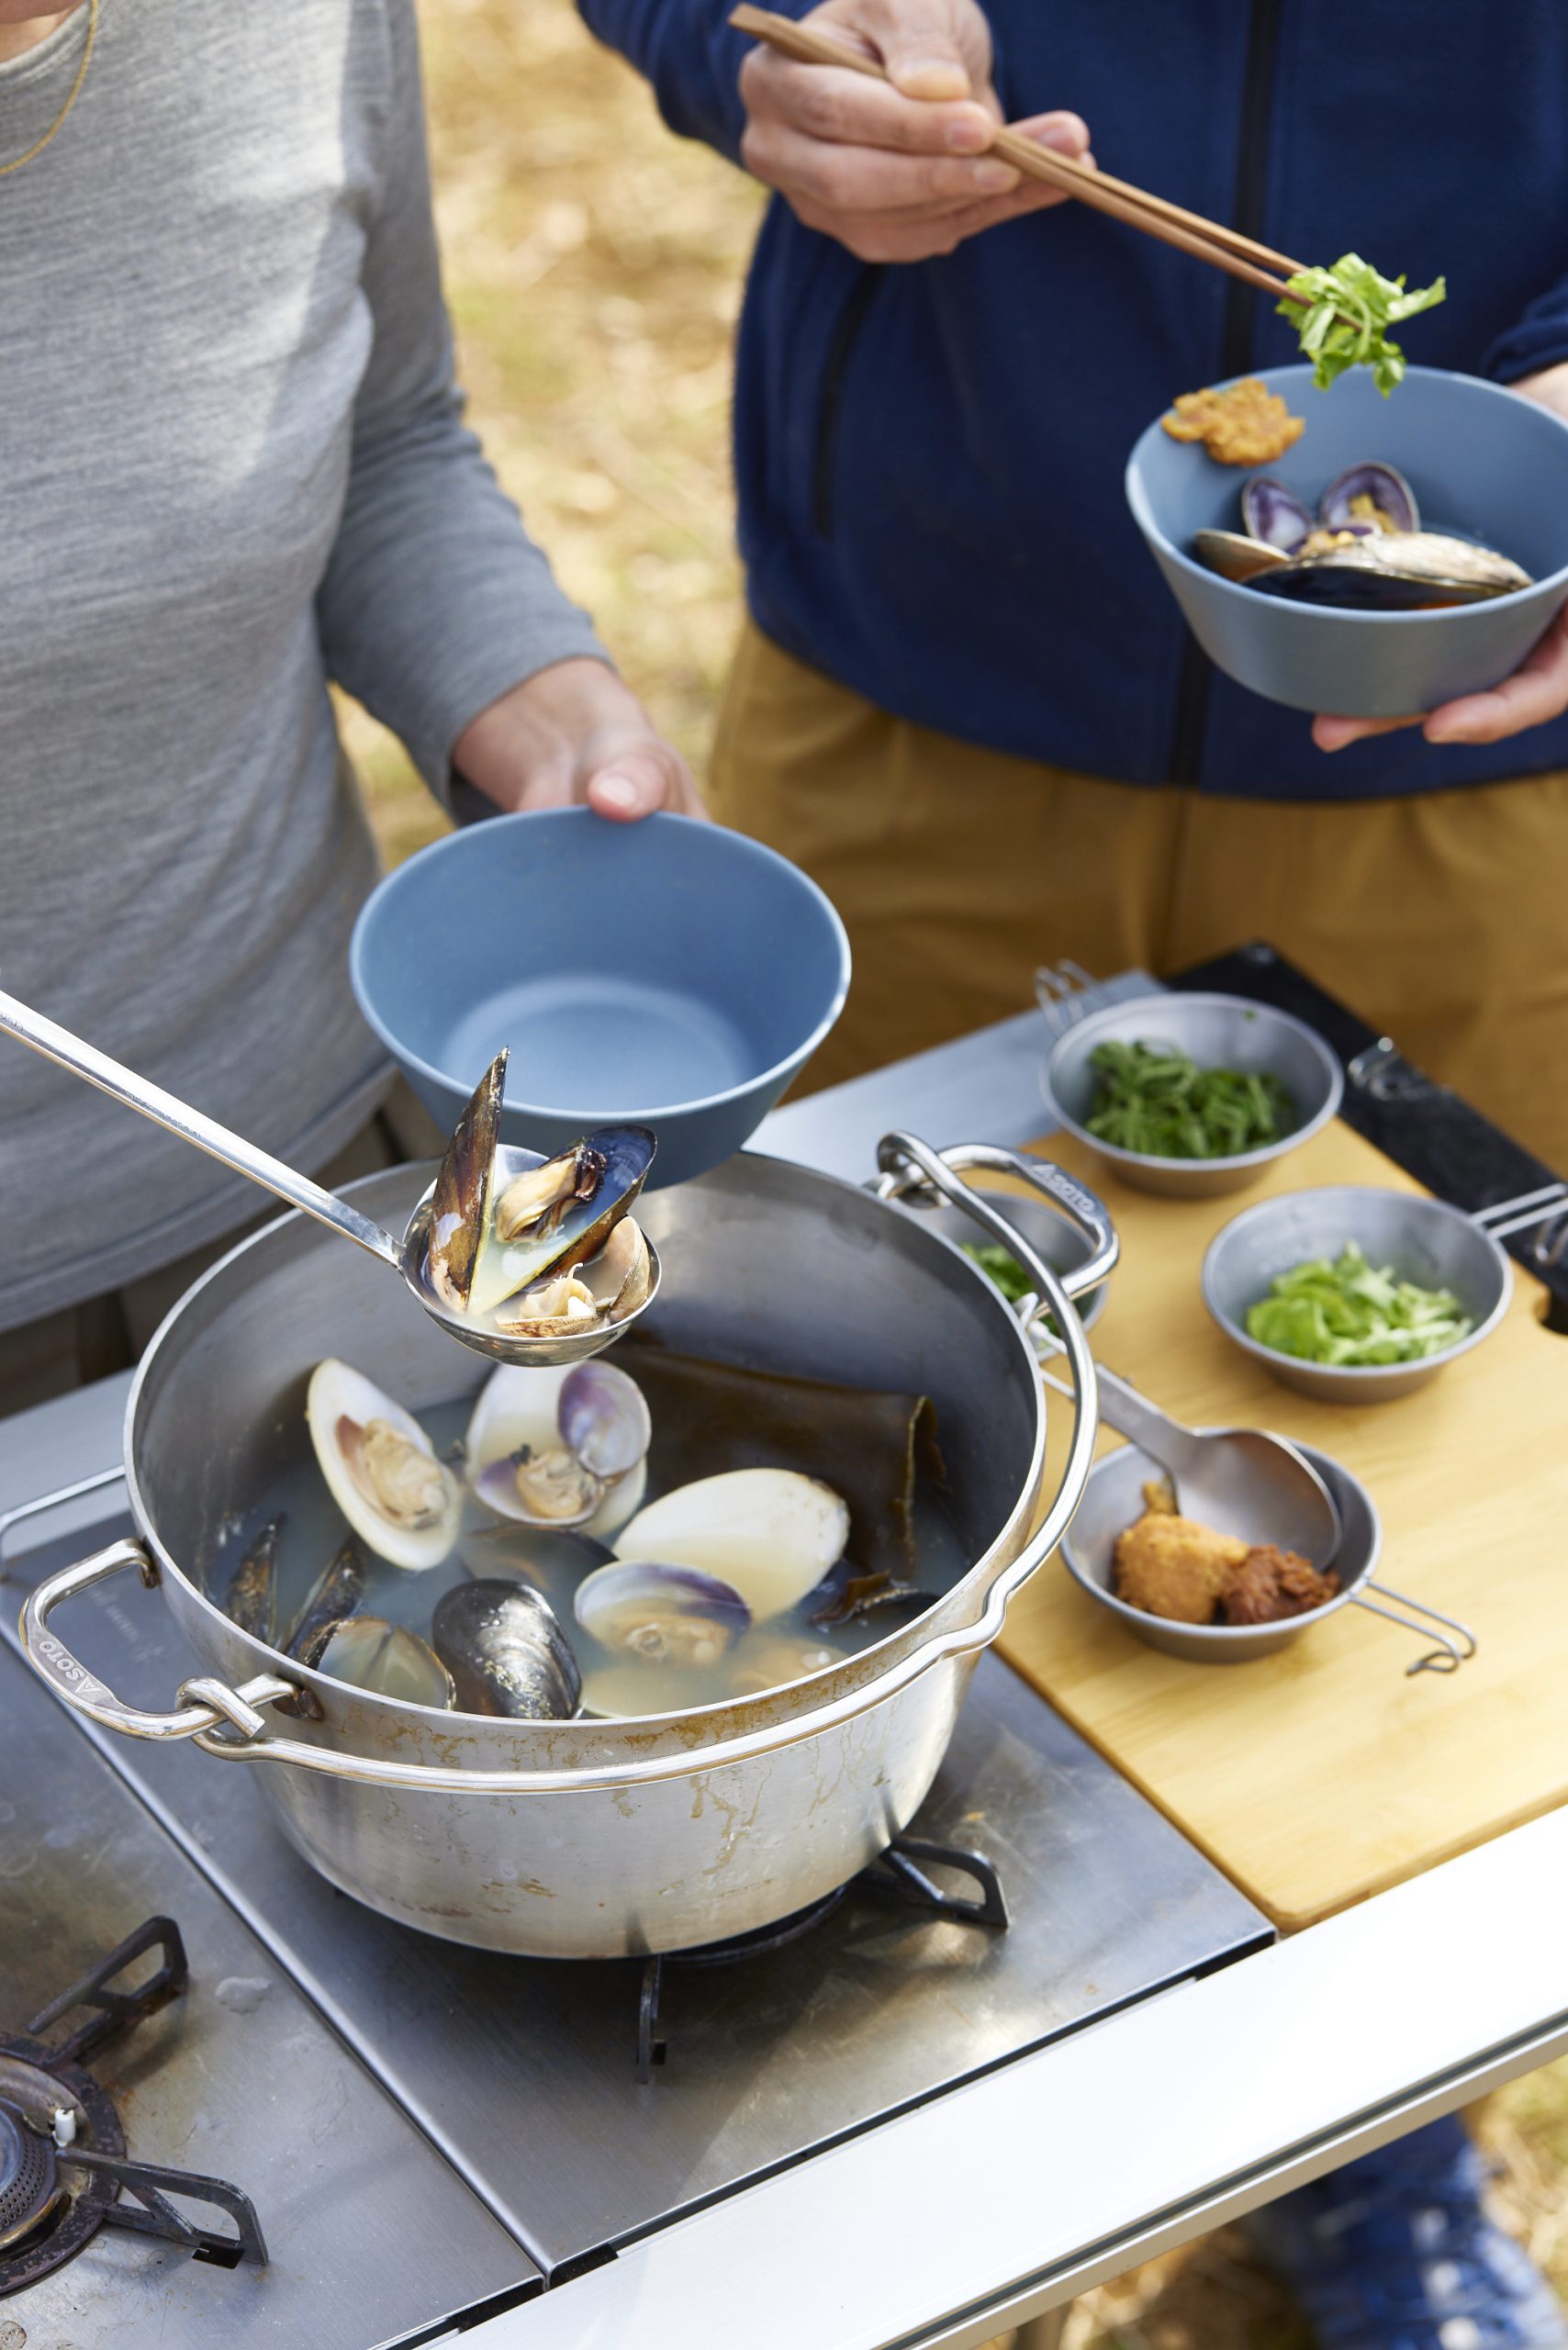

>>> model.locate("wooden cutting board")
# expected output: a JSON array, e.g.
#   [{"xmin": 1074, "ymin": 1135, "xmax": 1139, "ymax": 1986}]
[{"xmin": 991, "ymin": 1121, "xmax": 1568, "ymax": 1931}]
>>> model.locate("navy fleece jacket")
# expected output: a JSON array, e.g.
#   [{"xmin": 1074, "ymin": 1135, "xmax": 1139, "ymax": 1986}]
[{"xmin": 579, "ymin": 0, "xmax": 1568, "ymax": 800}]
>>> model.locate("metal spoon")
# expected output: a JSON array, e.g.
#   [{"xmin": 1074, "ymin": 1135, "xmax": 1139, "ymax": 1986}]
[
  {"xmin": 0, "ymin": 988, "xmax": 659, "ymax": 1369},
  {"xmin": 1035, "ymin": 1341, "xmax": 1340, "ymax": 1570}
]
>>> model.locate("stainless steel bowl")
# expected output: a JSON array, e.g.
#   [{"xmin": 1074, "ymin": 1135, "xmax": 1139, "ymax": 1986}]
[
  {"xmin": 1203, "ymin": 1183, "xmax": 1513, "ymax": 1403},
  {"xmin": 1041, "ymin": 992, "xmax": 1344, "ymax": 1199},
  {"xmin": 1062, "ymin": 1436, "xmax": 1376, "ymax": 1662},
  {"xmin": 891, "ymin": 1179, "xmax": 1109, "ymax": 1335}
]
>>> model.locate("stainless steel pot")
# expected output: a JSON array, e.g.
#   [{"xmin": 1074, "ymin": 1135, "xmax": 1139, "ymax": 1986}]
[{"xmin": 22, "ymin": 1135, "xmax": 1114, "ymax": 1959}]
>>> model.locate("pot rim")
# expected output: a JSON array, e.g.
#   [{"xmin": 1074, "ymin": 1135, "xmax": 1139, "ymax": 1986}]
[{"xmin": 122, "ymin": 1151, "xmax": 1068, "ymax": 1764}]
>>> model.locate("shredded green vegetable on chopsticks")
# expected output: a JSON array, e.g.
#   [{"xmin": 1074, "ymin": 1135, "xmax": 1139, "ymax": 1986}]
[
  {"xmin": 1280, "ymin": 252, "xmax": 1447, "ymax": 396},
  {"xmin": 1085, "ymin": 1039, "xmax": 1294, "ymax": 1162},
  {"xmin": 1246, "ymin": 1243, "xmax": 1473, "ymax": 1366}
]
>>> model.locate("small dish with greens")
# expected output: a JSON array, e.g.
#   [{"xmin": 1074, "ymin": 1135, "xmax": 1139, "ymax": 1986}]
[
  {"xmin": 1042, "ymin": 992, "xmax": 1343, "ymax": 1200},
  {"xmin": 895, "ymin": 1192, "xmax": 1109, "ymax": 1335},
  {"xmin": 1203, "ymin": 1183, "xmax": 1512, "ymax": 1404}
]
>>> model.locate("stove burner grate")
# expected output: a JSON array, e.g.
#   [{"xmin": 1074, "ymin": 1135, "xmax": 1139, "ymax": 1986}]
[
  {"xmin": 636, "ymin": 1835, "xmax": 1008, "ymax": 2082},
  {"xmin": 0, "ymin": 1917, "xmax": 267, "ymax": 2299}
]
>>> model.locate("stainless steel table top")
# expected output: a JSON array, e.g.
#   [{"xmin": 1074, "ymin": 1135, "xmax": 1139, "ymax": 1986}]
[{"xmin": 3, "ymin": 1498, "xmax": 1269, "ymax": 2287}]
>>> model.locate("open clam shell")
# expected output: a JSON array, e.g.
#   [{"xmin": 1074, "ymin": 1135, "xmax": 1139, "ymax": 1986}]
[
  {"xmin": 306, "ymin": 1359, "xmax": 462, "ymax": 1572},
  {"xmin": 1240, "ymin": 476, "xmax": 1312, "ymax": 553},
  {"xmin": 301, "ymin": 1616, "xmax": 455, "ymax": 1710},
  {"xmin": 465, "ymin": 1362, "xmax": 649, "ymax": 1539},
  {"xmin": 574, "ymin": 1561, "xmax": 751, "ymax": 1670},
  {"xmin": 1319, "ymin": 461, "xmax": 1418, "ymax": 536},
  {"xmin": 612, "ymin": 1468, "xmax": 850, "ymax": 1623}
]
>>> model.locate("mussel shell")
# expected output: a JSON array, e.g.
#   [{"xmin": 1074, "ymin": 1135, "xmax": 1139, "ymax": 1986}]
[
  {"xmin": 431, "ymin": 1579, "xmax": 583, "ymax": 1720},
  {"xmin": 574, "ymin": 1561, "xmax": 751, "ymax": 1667},
  {"xmin": 1193, "ymin": 529, "xmax": 1291, "ymax": 584},
  {"xmin": 1241, "ymin": 476, "xmax": 1312, "ymax": 553},
  {"xmin": 1319, "ymin": 462, "xmax": 1418, "ymax": 536},
  {"xmin": 301, "ymin": 1616, "xmax": 456, "ymax": 1710},
  {"xmin": 459, "ymin": 1523, "xmax": 615, "ymax": 1588},
  {"xmin": 225, "ymin": 1515, "xmax": 283, "ymax": 1644},
  {"xmin": 468, "ymin": 1126, "xmax": 656, "ymax": 1320},
  {"xmin": 284, "ymin": 1536, "xmax": 364, "ymax": 1659},
  {"xmin": 426, "ymin": 1050, "xmax": 508, "ymax": 1313},
  {"xmin": 1252, "ymin": 530, "xmax": 1530, "ymax": 610}
]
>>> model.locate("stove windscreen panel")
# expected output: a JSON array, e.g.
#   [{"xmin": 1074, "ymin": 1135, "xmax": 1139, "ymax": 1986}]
[
  {"xmin": 0, "ymin": 1633, "xmax": 541, "ymax": 2346},
  {"xmin": 6, "ymin": 1514, "xmax": 1271, "ymax": 2281}
]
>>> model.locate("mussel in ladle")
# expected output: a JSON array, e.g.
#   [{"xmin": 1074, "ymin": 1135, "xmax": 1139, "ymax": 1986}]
[{"xmin": 431, "ymin": 1579, "xmax": 583, "ymax": 1721}]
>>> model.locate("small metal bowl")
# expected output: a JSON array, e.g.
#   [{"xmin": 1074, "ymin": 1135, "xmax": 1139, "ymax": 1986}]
[
  {"xmin": 1062, "ymin": 1438, "xmax": 1473, "ymax": 1672},
  {"xmin": 897, "ymin": 1187, "xmax": 1109, "ymax": 1335},
  {"xmin": 1203, "ymin": 1183, "xmax": 1513, "ymax": 1404},
  {"xmin": 1040, "ymin": 992, "xmax": 1343, "ymax": 1199}
]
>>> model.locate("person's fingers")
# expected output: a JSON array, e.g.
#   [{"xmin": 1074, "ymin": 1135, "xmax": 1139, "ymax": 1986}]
[
  {"xmin": 742, "ymin": 115, "xmax": 1019, "ymax": 210},
  {"xmin": 857, "ymin": 0, "xmax": 989, "ymax": 100},
  {"xmin": 583, "ymin": 742, "xmax": 708, "ymax": 822},
  {"xmin": 1311, "ymin": 712, "xmax": 1421, "ymax": 752},
  {"xmin": 740, "ymin": 51, "xmax": 995, "ymax": 156},
  {"xmin": 1423, "ymin": 615, "xmax": 1568, "ymax": 744},
  {"xmin": 939, "ymin": 119, "xmax": 1096, "ymax": 232}
]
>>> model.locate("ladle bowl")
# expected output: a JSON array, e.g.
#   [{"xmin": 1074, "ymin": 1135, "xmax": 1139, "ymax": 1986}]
[{"xmin": 0, "ymin": 988, "xmax": 659, "ymax": 1371}]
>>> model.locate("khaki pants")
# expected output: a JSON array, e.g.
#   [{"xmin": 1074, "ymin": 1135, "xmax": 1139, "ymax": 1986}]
[
  {"xmin": 0, "ymin": 1082, "xmax": 445, "ymax": 1422},
  {"xmin": 711, "ymin": 620, "xmax": 1568, "ymax": 1169}
]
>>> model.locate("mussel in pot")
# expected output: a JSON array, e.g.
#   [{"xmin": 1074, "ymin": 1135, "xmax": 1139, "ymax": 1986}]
[
  {"xmin": 306, "ymin": 1360, "xmax": 461, "ymax": 1570},
  {"xmin": 284, "ymin": 1536, "xmax": 365, "ymax": 1659},
  {"xmin": 431, "ymin": 1579, "xmax": 583, "ymax": 1720},
  {"xmin": 224, "ymin": 1514, "xmax": 283, "ymax": 1644}
]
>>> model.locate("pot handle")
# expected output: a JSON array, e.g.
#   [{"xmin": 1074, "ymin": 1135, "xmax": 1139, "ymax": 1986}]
[
  {"xmin": 871, "ymin": 1134, "xmax": 1119, "ymax": 1303},
  {"xmin": 21, "ymin": 1539, "xmax": 297, "ymax": 1740}
]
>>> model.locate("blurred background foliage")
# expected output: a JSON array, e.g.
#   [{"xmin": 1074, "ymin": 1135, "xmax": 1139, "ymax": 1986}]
[
  {"xmin": 342, "ymin": 0, "xmax": 762, "ymax": 863},
  {"xmin": 360, "ymin": 5, "xmax": 1568, "ymax": 2340}
]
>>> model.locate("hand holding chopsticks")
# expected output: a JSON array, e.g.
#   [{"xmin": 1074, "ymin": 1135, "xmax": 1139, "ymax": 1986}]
[{"xmin": 729, "ymin": 6, "xmax": 1310, "ymax": 303}]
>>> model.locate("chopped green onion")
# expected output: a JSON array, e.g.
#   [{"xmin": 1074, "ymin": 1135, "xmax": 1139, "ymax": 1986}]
[
  {"xmin": 1084, "ymin": 1039, "xmax": 1294, "ymax": 1162},
  {"xmin": 1245, "ymin": 1243, "xmax": 1473, "ymax": 1366},
  {"xmin": 1278, "ymin": 252, "xmax": 1447, "ymax": 396}
]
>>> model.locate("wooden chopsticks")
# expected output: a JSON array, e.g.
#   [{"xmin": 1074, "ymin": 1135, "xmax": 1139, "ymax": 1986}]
[{"xmin": 729, "ymin": 6, "xmax": 1308, "ymax": 305}]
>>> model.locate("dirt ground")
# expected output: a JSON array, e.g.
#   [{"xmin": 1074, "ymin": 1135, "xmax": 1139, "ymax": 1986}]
[{"xmin": 372, "ymin": 6, "xmax": 1568, "ymax": 2341}]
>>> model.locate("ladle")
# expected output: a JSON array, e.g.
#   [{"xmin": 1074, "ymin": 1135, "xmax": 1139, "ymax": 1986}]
[
  {"xmin": 1036, "ymin": 1349, "xmax": 1340, "ymax": 1570},
  {"xmin": 0, "ymin": 988, "xmax": 660, "ymax": 1369}
]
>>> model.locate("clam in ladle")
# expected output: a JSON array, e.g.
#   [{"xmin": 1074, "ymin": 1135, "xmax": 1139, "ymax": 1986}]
[
  {"xmin": 0, "ymin": 990, "xmax": 659, "ymax": 1371},
  {"xmin": 1036, "ymin": 1348, "xmax": 1341, "ymax": 1571}
]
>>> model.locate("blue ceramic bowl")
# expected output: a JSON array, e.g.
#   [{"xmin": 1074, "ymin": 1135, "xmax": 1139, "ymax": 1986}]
[
  {"xmin": 1126, "ymin": 364, "xmax": 1568, "ymax": 717},
  {"xmin": 351, "ymin": 810, "xmax": 850, "ymax": 1188}
]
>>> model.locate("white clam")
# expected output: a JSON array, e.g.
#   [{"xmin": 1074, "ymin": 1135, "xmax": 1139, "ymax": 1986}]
[
  {"xmin": 464, "ymin": 1362, "xmax": 648, "ymax": 1540},
  {"xmin": 306, "ymin": 1359, "xmax": 461, "ymax": 1572},
  {"xmin": 611, "ymin": 1469, "xmax": 849, "ymax": 1623}
]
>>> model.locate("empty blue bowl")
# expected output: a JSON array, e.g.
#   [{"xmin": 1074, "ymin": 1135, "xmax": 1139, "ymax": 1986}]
[
  {"xmin": 1126, "ymin": 364, "xmax": 1568, "ymax": 717},
  {"xmin": 350, "ymin": 810, "xmax": 850, "ymax": 1188}
]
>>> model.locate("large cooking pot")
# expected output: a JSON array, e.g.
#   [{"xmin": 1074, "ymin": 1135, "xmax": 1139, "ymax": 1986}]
[{"xmin": 22, "ymin": 1135, "xmax": 1114, "ymax": 1959}]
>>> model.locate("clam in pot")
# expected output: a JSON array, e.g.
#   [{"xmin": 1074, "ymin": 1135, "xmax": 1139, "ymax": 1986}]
[{"xmin": 22, "ymin": 1139, "xmax": 1115, "ymax": 1960}]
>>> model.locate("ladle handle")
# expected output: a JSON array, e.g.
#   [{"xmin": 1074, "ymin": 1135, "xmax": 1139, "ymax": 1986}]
[
  {"xmin": 0, "ymin": 987, "xmax": 403, "ymax": 1270},
  {"xmin": 1085, "ymin": 1363, "xmax": 1196, "ymax": 1488}
]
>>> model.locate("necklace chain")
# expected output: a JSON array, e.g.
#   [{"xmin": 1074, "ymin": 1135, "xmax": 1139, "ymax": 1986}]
[{"xmin": 0, "ymin": 0, "xmax": 99, "ymax": 180}]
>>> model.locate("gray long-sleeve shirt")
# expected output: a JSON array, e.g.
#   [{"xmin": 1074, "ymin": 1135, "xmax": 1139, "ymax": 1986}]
[{"xmin": 0, "ymin": 0, "xmax": 606, "ymax": 1331}]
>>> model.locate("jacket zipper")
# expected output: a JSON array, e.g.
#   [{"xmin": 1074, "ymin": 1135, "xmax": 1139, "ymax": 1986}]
[
  {"xmin": 1164, "ymin": 0, "xmax": 1284, "ymax": 788},
  {"xmin": 812, "ymin": 266, "xmax": 884, "ymax": 535}
]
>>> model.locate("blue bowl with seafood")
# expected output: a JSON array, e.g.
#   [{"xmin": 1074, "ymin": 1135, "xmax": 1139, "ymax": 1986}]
[
  {"xmin": 351, "ymin": 809, "xmax": 850, "ymax": 1189},
  {"xmin": 1126, "ymin": 364, "xmax": 1568, "ymax": 717}
]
